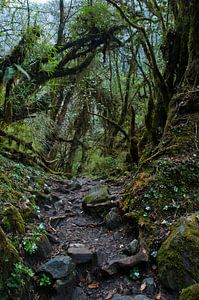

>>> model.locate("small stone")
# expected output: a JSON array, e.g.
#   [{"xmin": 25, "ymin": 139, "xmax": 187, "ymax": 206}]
[
  {"xmin": 94, "ymin": 250, "xmax": 108, "ymax": 267},
  {"xmin": 142, "ymin": 277, "xmax": 156, "ymax": 295},
  {"xmin": 131, "ymin": 286, "xmax": 139, "ymax": 294},
  {"xmin": 67, "ymin": 244, "xmax": 93, "ymax": 264},
  {"xmin": 38, "ymin": 255, "xmax": 75, "ymax": 279},
  {"xmin": 112, "ymin": 294, "xmax": 134, "ymax": 300},
  {"xmin": 73, "ymin": 219, "xmax": 87, "ymax": 227},
  {"xmin": 54, "ymin": 200, "xmax": 65, "ymax": 210},
  {"xmin": 71, "ymin": 287, "xmax": 87, "ymax": 300},
  {"xmin": 68, "ymin": 180, "xmax": 82, "ymax": 191},
  {"xmin": 128, "ymin": 239, "xmax": 139, "ymax": 255},
  {"xmin": 53, "ymin": 277, "xmax": 75, "ymax": 299},
  {"xmin": 113, "ymin": 232, "xmax": 122, "ymax": 240},
  {"xmin": 133, "ymin": 295, "xmax": 154, "ymax": 300},
  {"xmin": 105, "ymin": 207, "xmax": 122, "ymax": 230}
]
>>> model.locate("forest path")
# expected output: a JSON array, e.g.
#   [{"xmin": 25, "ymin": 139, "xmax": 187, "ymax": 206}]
[{"xmin": 39, "ymin": 176, "xmax": 173, "ymax": 300}]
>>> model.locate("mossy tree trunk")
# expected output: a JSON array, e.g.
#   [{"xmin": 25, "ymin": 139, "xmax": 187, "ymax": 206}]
[
  {"xmin": 64, "ymin": 104, "xmax": 90, "ymax": 174},
  {"xmin": 122, "ymin": 0, "xmax": 199, "ymax": 220},
  {"xmin": 183, "ymin": 0, "xmax": 199, "ymax": 86},
  {"xmin": 144, "ymin": 0, "xmax": 199, "ymax": 152}
]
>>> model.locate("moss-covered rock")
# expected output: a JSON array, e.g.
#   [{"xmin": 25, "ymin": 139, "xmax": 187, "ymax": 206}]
[
  {"xmin": 157, "ymin": 214, "xmax": 199, "ymax": 291},
  {"xmin": 82, "ymin": 185, "xmax": 110, "ymax": 214},
  {"xmin": 83, "ymin": 185, "xmax": 109, "ymax": 205},
  {"xmin": 2, "ymin": 204, "xmax": 25, "ymax": 234},
  {"xmin": 0, "ymin": 226, "xmax": 19, "ymax": 286},
  {"xmin": 179, "ymin": 283, "xmax": 199, "ymax": 300}
]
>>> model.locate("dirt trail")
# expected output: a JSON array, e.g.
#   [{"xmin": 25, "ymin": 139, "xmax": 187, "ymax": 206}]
[{"xmin": 39, "ymin": 177, "xmax": 175, "ymax": 300}]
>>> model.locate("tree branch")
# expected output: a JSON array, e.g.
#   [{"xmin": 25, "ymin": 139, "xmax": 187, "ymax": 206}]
[{"xmin": 87, "ymin": 111, "xmax": 129, "ymax": 141}]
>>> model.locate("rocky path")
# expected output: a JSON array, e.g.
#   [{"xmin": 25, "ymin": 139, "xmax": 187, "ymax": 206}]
[{"xmin": 37, "ymin": 177, "xmax": 175, "ymax": 300}]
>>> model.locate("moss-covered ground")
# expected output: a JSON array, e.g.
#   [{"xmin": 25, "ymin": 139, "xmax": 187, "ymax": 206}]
[{"xmin": 0, "ymin": 154, "xmax": 55, "ymax": 299}]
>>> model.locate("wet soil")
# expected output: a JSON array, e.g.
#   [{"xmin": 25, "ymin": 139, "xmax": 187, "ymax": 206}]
[{"xmin": 40, "ymin": 177, "xmax": 177, "ymax": 300}]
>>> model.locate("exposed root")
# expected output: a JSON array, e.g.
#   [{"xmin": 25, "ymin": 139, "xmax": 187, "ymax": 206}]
[
  {"xmin": 102, "ymin": 230, "xmax": 149, "ymax": 275},
  {"xmin": 84, "ymin": 199, "xmax": 121, "ymax": 209}
]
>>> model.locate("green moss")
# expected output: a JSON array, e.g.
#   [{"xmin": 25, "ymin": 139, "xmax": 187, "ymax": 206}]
[
  {"xmin": 35, "ymin": 176, "xmax": 45, "ymax": 187},
  {"xmin": 21, "ymin": 205, "xmax": 34, "ymax": 221},
  {"xmin": 157, "ymin": 216, "xmax": 199, "ymax": 291},
  {"xmin": 83, "ymin": 185, "xmax": 109, "ymax": 204},
  {"xmin": 0, "ymin": 226, "xmax": 19, "ymax": 286},
  {"xmin": 179, "ymin": 284, "xmax": 199, "ymax": 300},
  {"xmin": 3, "ymin": 204, "xmax": 25, "ymax": 234},
  {"xmin": 122, "ymin": 155, "xmax": 199, "ymax": 220},
  {"xmin": 0, "ymin": 174, "xmax": 11, "ymax": 186}
]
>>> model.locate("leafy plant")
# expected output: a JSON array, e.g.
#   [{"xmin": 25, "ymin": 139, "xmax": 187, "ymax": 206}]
[
  {"xmin": 38, "ymin": 273, "xmax": 52, "ymax": 286},
  {"xmin": 1, "ymin": 64, "xmax": 30, "ymax": 84},
  {"xmin": 129, "ymin": 267, "xmax": 140, "ymax": 281},
  {"xmin": 22, "ymin": 224, "xmax": 46, "ymax": 254},
  {"xmin": 6, "ymin": 263, "xmax": 33, "ymax": 290},
  {"xmin": 70, "ymin": 1, "xmax": 120, "ymax": 37},
  {"xmin": 22, "ymin": 239, "xmax": 38, "ymax": 254}
]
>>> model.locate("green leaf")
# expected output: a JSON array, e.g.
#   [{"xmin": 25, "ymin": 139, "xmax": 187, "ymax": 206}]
[
  {"xmin": 3, "ymin": 67, "xmax": 15, "ymax": 82},
  {"xmin": 14, "ymin": 64, "xmax": 31, "ymax": 80},
  {"xmin": 129, "ymin": 267, "xmax": 140, "ymax": 280}
]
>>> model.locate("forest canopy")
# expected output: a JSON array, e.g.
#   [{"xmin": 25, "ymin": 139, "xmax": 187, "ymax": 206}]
[{"xmin": 0, "ymin": 0, "xmax": 198, "ymax": 175}]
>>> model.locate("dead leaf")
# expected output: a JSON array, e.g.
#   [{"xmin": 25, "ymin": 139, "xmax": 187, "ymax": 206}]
[
  {"xmin": 140, "ymin": 282, "xmax": 147, "ymax": 292},
  {"xmin": 156, "ymin": 292, "xmax": 161, "ymax": 300},
  {"xmin": 88, "ymin": 282, "xmax": 99, "ymax": 289},
  {"xmin": 79, "ymin": 276, "xmax": 86, "ymax": 283},
  {"xmin": 105, "ymin": 288, "xmax": 117, "ymax": 299}
]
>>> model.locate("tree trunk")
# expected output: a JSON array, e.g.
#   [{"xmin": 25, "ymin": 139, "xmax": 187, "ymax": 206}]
[
  {"xmin": 129, "ymin": 106, "xmax": 139, "ymax": 164},
  {"xmin": 4, "ymin": 79, "xmax": 14, "ymax": 123},
  {"xmin": 64, "ymin": 105, "xmax": 89, "ymax": 174}
]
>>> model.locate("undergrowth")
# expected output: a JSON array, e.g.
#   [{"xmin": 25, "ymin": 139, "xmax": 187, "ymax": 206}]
[{"xmin": 0, "ymin": 154, "xmax": 53, "ymax": 299}]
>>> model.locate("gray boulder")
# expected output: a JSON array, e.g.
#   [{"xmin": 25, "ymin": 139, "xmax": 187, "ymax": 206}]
[
  {"xmin": 67, "ymin": 243, "xmax": 93, "ymax": 264},
  {"xmin": 38, "ymin": 255, "xmax": 75, "ymax": 280},
  {"xmin": 38, "ymin": 255, "xmax": 76, "ymax": 300},
  {"xmin": 82, "ymin": 185, "xmax": 109, "ymax": 212}
]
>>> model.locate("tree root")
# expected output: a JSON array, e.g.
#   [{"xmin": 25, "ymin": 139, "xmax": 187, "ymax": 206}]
[
  {"xmin": 102, "ymin": 230, "xmax": 149, "ymax": 275},
  {"xmin": 84, "ymin": 199, "xmax": 121, "ymax": 210}
]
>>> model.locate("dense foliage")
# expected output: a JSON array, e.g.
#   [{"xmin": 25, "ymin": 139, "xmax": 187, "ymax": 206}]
[{"xmin": 0, "ymin": 0, "xmax": 198, "ymax": 298}]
